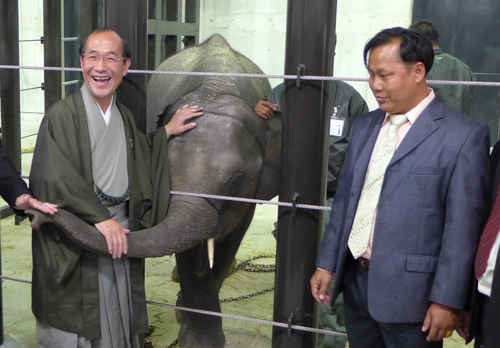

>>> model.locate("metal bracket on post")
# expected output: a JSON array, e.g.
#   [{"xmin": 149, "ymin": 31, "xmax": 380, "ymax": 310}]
[
  {"xmin": 296, "ymin": 64, "xmax": 305, "ymax": 89},
  {"xmin": 287, "ymin": 312, "xmax": 294, "ymax": 337},
  {"xmin": 292, "ymin": 193, "xmax": 299, "ymax": 218}
]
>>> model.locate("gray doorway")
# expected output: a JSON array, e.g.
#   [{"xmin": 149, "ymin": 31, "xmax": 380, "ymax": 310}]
[
  {"xmin": 147, "ymin": 0, "xmax": 200, "ymax": 71},
  {"xmin": 413, "ymin": 0, "xmax": 500, "ymax": 145}
]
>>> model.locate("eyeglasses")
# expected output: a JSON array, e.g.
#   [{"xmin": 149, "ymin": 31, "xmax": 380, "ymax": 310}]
[{"xmin": 81, "ymin": 54, "xmax": 127, "ymax": 68}]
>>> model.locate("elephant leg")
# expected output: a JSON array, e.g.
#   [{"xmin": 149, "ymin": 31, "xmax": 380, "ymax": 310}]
[
  {"xmin": 176, "ymin": 244, "xmax": 224, "ymax": 348},
  {"xmin": 212, "ymin": 204, "xmax": 256, "ymax": 290},
  {"xmin": 175, "ymin": 204, "xmax": 257, "ymax": 348}
]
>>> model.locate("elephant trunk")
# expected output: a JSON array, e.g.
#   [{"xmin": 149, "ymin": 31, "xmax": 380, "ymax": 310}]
[{"xmin": 27, "ymin": 195, "xmax": 220, "ymax": 258}]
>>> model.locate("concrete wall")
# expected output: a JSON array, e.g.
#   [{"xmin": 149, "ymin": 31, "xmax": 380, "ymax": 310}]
[
  {"xmin": 199, "ymin": 0, "xmax": 288, "ymax": 89},
  {"xmin": 18, "ymin": 0, "xmax": 45, "ymax": 140},
  {"xmin": 200, "ymin": 0, "xmax": 413, "ymax": 109},
  {"xmin": 335, "ymin": 0, "xmax": 413, "ymax": 110},
  {"xmin": 16, "ymin": 0, "xmax": 414, "ymax": 126}
]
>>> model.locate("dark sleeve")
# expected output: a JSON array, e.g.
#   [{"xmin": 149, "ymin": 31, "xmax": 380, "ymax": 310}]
[
  {"xmin": 459, "ymin": 63, "xmax": 475, "ymax": 115},
  {"xmin": 0, "ymin": 137, "xmax": 31, "ymax": 209},
  {"xmin": 266, "ymin": 83, "xmax": 285, "ymax": 109},
  {"xmin": 326, "ymin": 83, "xmax": 369, "ymax": 197},
  {"xmin": 147, "ymin": 127, "xmax": 171, "ymax": 226}
]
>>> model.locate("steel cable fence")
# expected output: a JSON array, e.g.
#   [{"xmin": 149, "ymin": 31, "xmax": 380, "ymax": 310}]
[{"xmin": 1, "ymin": 64, "xmax": 500, "ymax": 86}]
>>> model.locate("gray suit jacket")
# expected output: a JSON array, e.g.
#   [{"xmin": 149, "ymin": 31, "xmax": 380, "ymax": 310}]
[{"xmin": 317, "ymin": 98, "xmax": 490, "ymax": 323}]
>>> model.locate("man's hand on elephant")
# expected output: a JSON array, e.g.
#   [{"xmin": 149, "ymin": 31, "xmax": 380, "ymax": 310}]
[
  {"xmin": 310, "ymin": 268, "xmax": 333, "ymax": 305},
  {"xmin": 422, "ymin": 303, "xmax": 459, "ymax": 341},
  {"xmin": 254, "ymin": 101, "xmax": 278, "ymax": 120},
  {"xmin": 95, "ymin": 219, "xmax": 130, "ymax": 259},
  {"xmin": 165, "ymin": 104, "xmax": 203, "ymax": 139},
  {"xmin": 15, "ymin": 194, "xmax": 58, "ymax": 215}
]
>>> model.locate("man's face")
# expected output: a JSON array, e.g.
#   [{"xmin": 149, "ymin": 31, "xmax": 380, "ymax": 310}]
[
  {"xmin": 368, "ymin": 40, "xmax": 423, "ymax": 115},
  {"xmin": 80, "ymin": 31, "xmax": 131, "ymax": 110}
]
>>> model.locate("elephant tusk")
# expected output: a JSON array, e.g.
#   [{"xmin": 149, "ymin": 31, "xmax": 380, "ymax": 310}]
[{"xmin": 208, "ymin": 238, "xmax": 215, "ymax": 269}]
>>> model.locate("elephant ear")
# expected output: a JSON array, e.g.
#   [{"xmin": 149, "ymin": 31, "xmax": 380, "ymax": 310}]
[
  {"xmin": 255, "ymin": 112, "xmax": 282, "ymax": 200},
  {"xmin": 147, "ymin": 48, "xmax": 204, "ymax": 133}
]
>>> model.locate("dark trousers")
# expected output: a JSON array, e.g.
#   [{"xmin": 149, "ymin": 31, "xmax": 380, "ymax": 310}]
[
  {"xmin": 343, "ymin": 261, "xmax": 442, "ymax": 348},
  {"xmin": 474, "ymin": 292, "xmax": 489, "ymax": 348}
]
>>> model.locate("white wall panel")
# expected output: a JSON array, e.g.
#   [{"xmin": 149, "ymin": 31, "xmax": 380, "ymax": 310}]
[
  {"xmin": 18, "ymin": 0, "xmax": 44, "ymax": 124},
  {"xmin": 200, "ymin": 0, "xmax": 413, "ymax": 107}
]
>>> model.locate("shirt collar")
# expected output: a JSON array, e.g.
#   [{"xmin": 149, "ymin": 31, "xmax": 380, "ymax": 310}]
[
  {"xmin": 433, "ymin": 48, "xmax": 444, "ymax": 55},
  {"xmin": 383, "ymin": 88, "xmax": 435, "ymax": 126},
  {"xmin": 96, "ymin": 94, "xmax": 115, "ymax": 118}
]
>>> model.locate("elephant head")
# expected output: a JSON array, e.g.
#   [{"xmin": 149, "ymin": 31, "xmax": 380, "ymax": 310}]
[{"xmin": 28, "ymin": 34, "xmax": 281, "ymax": 260}]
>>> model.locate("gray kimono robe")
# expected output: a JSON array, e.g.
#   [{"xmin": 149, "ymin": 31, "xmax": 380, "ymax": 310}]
[{"xmin": 30, "ymin": 87, "xmax": 171, "ymax": 339}]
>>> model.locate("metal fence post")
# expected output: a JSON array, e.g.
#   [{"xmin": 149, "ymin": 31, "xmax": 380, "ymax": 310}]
[{"xmin": 273, "ymin": 1, "xmax": 338, "ymax": 347}]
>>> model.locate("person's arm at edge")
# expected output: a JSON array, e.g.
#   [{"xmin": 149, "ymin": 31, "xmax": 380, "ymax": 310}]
[{"xmin": 0, "ymin": 138, "xmax": 57, "ymax": 215}]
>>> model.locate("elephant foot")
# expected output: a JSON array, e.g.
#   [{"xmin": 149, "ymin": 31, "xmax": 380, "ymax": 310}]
[
  {"xmin": 178, "ymin": 323, "xmax": 225, "ymax": 348},
  {"xmin": 176, "ymin": 296, "xmax": 225, "ymax": 348}
]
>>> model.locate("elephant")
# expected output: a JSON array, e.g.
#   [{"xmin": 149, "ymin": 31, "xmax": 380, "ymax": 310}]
[{"xmin": 29, "ymin": 34, "xmax": 282, "ymax": 348}]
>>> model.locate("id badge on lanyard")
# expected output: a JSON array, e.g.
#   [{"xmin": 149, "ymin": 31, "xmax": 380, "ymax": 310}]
[{"xmin": 329, "ymin": 106, "xmax": 344, "ymax": 137}]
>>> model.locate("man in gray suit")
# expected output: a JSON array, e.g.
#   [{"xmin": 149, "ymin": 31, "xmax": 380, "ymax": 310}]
[{"xmin": 310, "ymin": 27, "xmax": 490, "ymax": 347}]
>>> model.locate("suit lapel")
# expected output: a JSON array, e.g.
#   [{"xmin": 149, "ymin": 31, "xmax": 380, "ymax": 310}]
[
  {"xmin": 353, "ymin": 110, "xmax": 385, "ymax": 177},
  {"xmin": 347, "ymin": 111, "xmax": 385, "ymax": 219},
  {"xmin": 389, "ymin": 99, "xmax": 442, "ymax": 166}
]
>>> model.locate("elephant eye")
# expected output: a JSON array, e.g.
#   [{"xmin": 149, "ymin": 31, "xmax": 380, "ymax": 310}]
[{"xmin": 229, "ymin": 172, "xmax": 245, "ymax": 188}]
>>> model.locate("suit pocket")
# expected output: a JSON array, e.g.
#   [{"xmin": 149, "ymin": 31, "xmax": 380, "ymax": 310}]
[
  {"xmin": 406, "ymin": 255, "xmax": 438, "ymax": 273},
  {"xmin": 409, "ymin": 166, "xmax": 444, "ymax": 175}
]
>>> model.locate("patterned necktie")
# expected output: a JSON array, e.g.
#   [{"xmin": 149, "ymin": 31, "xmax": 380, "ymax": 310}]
[
  {"xmin": 474, "ymin": 186, "xmax": 500, "ymax": 279},
  {"xmin": 348, "ymin": 114, "xmax": 408, "ymax": 259}
]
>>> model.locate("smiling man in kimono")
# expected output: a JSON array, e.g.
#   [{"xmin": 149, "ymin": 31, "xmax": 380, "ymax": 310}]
[{"xmin": 29, "ymin": 28, "xmax": 202, "ymax": 348}]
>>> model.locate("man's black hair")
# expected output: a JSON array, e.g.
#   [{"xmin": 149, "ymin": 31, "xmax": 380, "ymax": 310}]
[
  {"xmin": 409, "ymin": 19, "xmax": 439, "ymax": 46},
  {"xmin": 79, "ymin": 27, "xmax": 131, "ymax": 60},
  {"xmin": 363, "ymin": 27, "xmax": 434, "ymax": 76}
]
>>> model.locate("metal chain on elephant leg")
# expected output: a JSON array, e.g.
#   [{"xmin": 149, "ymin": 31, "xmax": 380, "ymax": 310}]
[
  {"xmin": 217, "ymin": 254, "xmax": 276, "ymax": 303},
  {"xmin": 175, "ymin": 255, "xmax": 277, "ymax": 306},
  {"xmin": 165, "ymin": 255, "xmax": 277, "ymax": 347},
  {"xmin": 164, "ymin": 288, "xmax": 275, "ymax": 346},
  {"xmin": 228, "ymin": 254, "xmax": 276, "ymax": 276},
  {"xmin": 219, "ymin": 286, "xmax": 274, "ymax": 303},
  {"xmin": 166, "ymin": 338, "xmax": 179, "ymax": 348}
]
